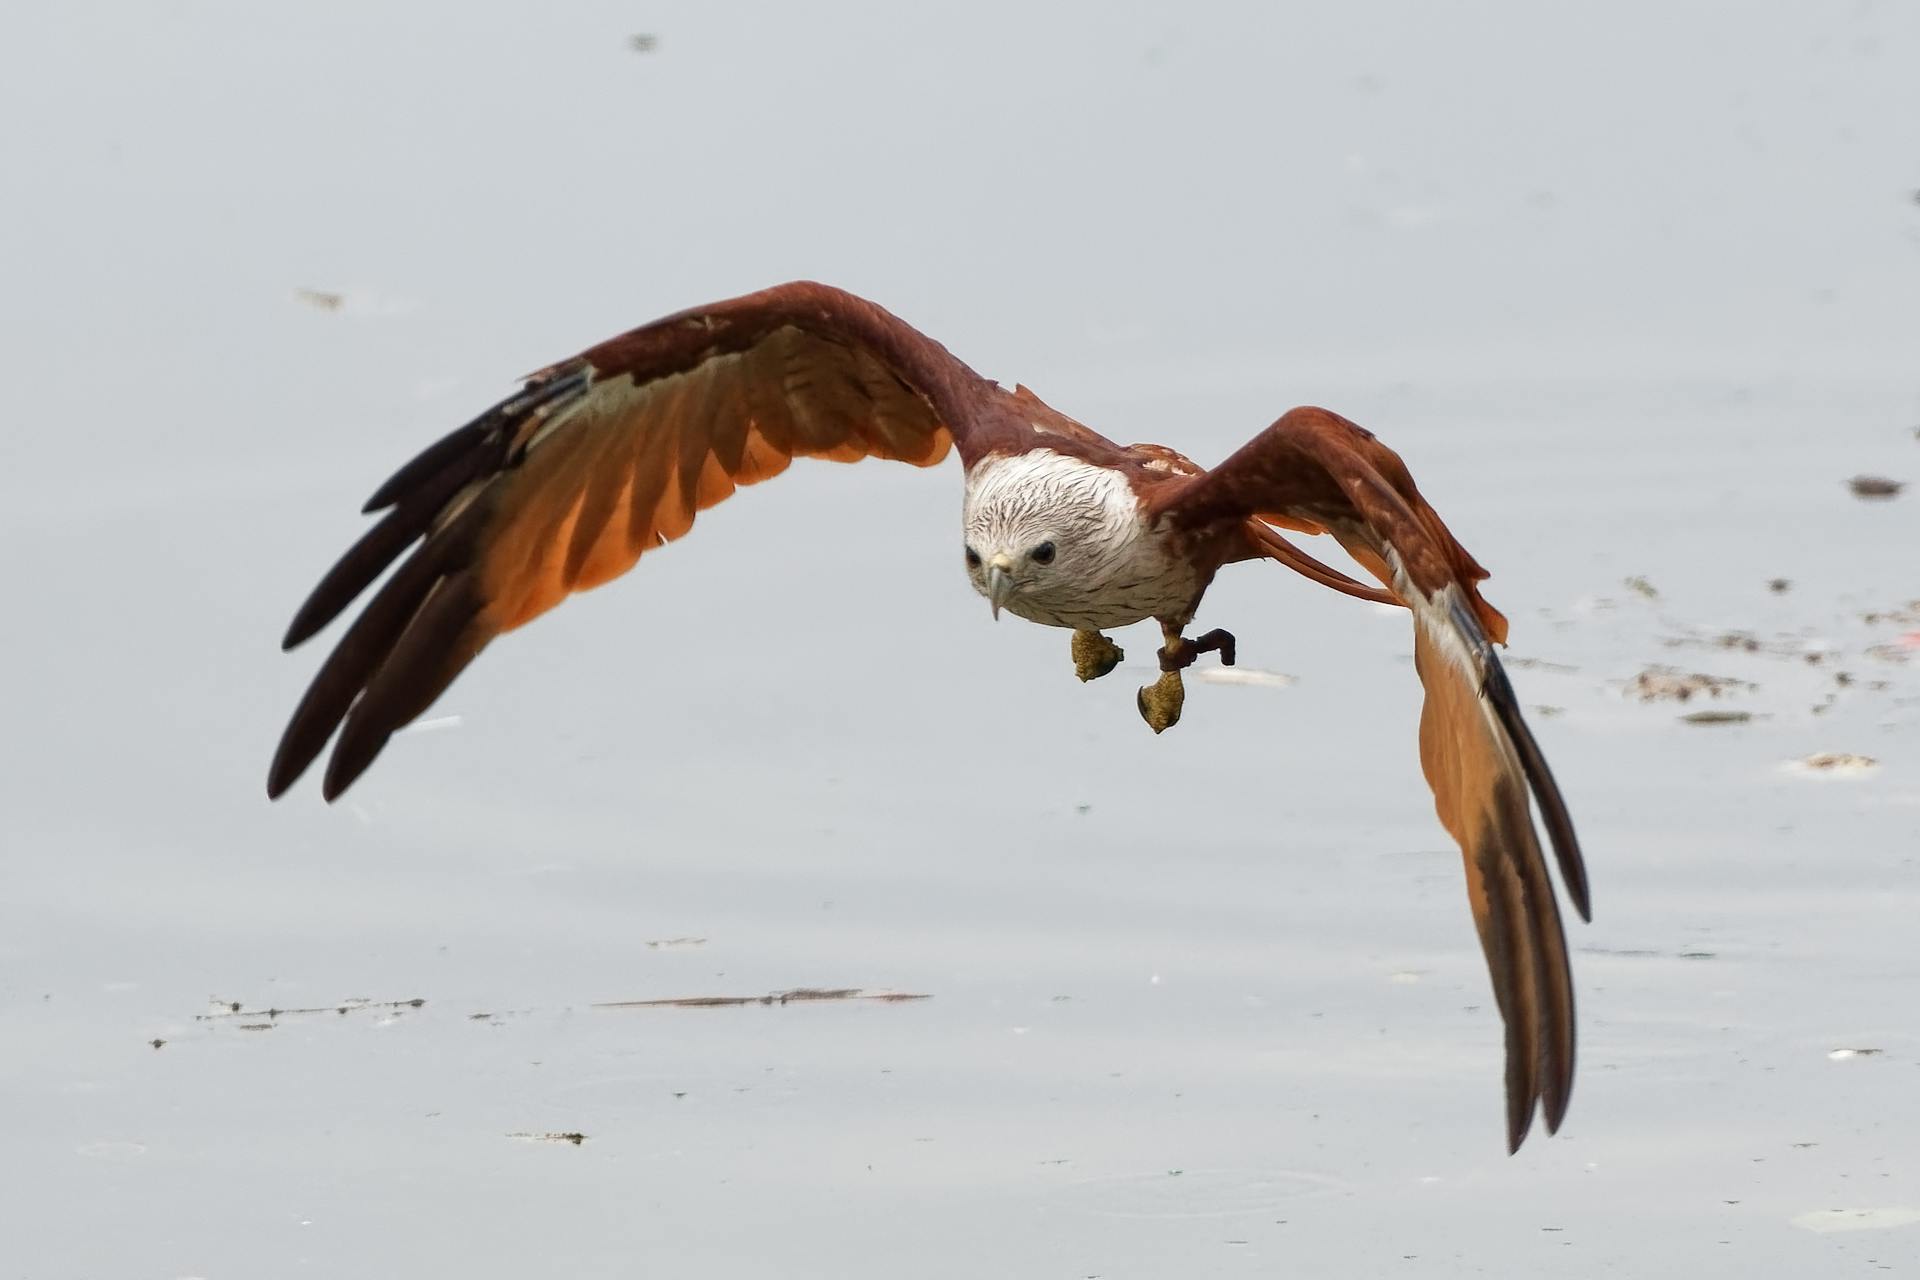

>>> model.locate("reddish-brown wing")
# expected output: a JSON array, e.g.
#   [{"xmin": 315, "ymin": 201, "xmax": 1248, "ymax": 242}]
[
  {"xmin": 1152, "ymin": 405, "xmax": 1591, "ymax": 1153},
  {"xmin": 1004, "ymin": 385, "xmax": 1399, "ymax": 610},
  {"xmin": 270, "ymin": 282, "xmax": 1000, "ymax": 802}
]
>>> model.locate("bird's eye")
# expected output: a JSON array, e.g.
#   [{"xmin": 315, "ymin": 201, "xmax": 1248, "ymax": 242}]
[
  {"xmin": 965, "ymin": 547, "xmax": 982, "ymax": 569},
  {"xmin": 1031, "ymin": 541, "xmax": 1056, "ymax": 566}
]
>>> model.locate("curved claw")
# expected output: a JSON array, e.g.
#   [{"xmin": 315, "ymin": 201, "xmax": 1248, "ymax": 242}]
[{"xmin": 1136, "ymin": 670, "xmax": 1185, "ymax": 733}]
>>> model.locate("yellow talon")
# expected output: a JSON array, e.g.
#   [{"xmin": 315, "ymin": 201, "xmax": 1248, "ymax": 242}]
[
  {"xmin": 1072, "ymin": 630, "xmax": 1125, "ymax": 682},
  {"xmin": 1135, "ymin": 669, "xmax": 1185, "ymax": 733}
]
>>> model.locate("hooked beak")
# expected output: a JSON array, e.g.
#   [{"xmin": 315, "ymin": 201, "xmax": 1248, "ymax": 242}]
[{"xmin": 985, "ymin": 554, "xmax": 1016, "ymax": 620}]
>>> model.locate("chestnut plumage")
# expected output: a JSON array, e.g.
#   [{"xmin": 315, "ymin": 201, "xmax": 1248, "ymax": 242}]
[{"xmin": 269, "ymin": 280, "xmax": 1591, "ymax": 1152}]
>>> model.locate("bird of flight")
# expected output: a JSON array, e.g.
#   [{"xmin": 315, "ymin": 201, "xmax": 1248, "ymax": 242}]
[{"xmin": 268, "ymin": 281, "xmax": 1591, "ymax": 1152}]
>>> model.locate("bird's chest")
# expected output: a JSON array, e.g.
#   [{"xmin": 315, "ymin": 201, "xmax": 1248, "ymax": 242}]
[{"xmin": 1007, "ymin": 516, "xmax": 1205, "ymax": 630}]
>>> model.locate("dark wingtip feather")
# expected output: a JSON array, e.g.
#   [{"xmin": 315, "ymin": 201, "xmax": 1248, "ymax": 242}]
[
  {"xmin": 1485, "ymin": 669, "xmax": 1592, "ymax": 923},
  {"xmin": 1539, "ymin": 974, "xmax": 1577, "ymax": 1137},
  {"xmin": 272, "ymin": 375, "xmax": 593, "ymax": 799},
  {"xmin": 1476, "ymin": 767, "xmax": 1576, "ymax": 1157},
  {"xmin": 362, "ymin": 417, "xmax": 488, "ymax": 513},
  {"xmin": 322, "ymin": 574, "xmax": 490, "ymax": 801},
  {"xmin": 1543, "ymin": 1074, "xmax": 1573, "ymax": 1135},
  {"xmin": 265, "ymin": 760, "xmax": 297, "ymax": 801},
  {"xmin": 268, "ymin": 507, "xmax": 482, "ymax": 802},
  {"xmin": 321, "ymin": 736, "xmax": 381, "ymax": 803},
  {"xmin": 1446, "ymin": 597, "xmax": 1593, "ymax": 923},
  {"xmin": 267, "ymin": 691, "xmax": 335, "ymax": 800},
  {"xmin": 268, "ymin": 681, "xmax": 341, "ymax": 802},
  {"xmin": 1505, "ymin": 1054, "xmax": 1534, "ymax": 1154},
  {"xmin": 287, "ymin": 375, "xmax": 586, "ymax": 652},
  {"xmin": 364, "ymin": 369, "xmax": 593, "ymax": 513},
  {"xmin": 281, "ymin": 506, "xmax": 416, "ymax": 650}
]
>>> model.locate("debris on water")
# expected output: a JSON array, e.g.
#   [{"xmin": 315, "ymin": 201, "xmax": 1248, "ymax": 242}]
[
  {"xmin": 1629, "ymin": 666, "xmax": 1755, "ymax": 702},
  {"xmin": 1859, "ymin": 600, "xmax": 1920, "ymax": 625},
  {"xmin": 644, "ymin": 936, "xmax": 707, "ymax": 950},
  {"xmin": 1767, "ymin": 578, "xmax": 1792, "ymax": 594},
  {"xmin": 629, "ymin": 33, "xmax": 659, "ymax": 52},
  {"xmin": 1579, "ymin": 945, "xmax": 1719, "ymax": 961},
  {"xmin": 1791, "ymin": 1206, "xmax": 1920, "ymax": 1233},
  {"xmin": 1680, "ymin": 709, "xmax": 1754, "ymax": 726},
  {"xmin": 1865, "ymin": 641, "xmax": 1915, "ymax": 665},
  {"xmin": 1194, "ymin": 667, "xmax": 1295, "ymax": 688},
  {"xmin": 1847, "ymin": 475, "xmax": 1904, "ymax": 500},
  {"xmin": 1787, "ymin": 753, "xmax": 1879, "ymax": 776},
  {"xmin": 1659, "ymin": 627, "xmax": 1823, "ymax": 661},
  {"xmin": 1505, "ymin": 656, "xmax": 1580, "ymax": 673},
  {"xmin": 236, "ymin": 1022, "xmax": 275, "ymax": 1032},
  {"xmin": 1827, "ymin": 1047, "xmax": 1884, "ymax": 1060},
  {"xmin": 197, "ymin": 997, "xmax": 425, "ymax": 1022},
  {"xmin": 293, "ymin": 287, "xmax": 344, "ymax": 311},
  {"xmin": 1075, "ymin": 802, "xmax": 1092, "ymax": 815},
  {"xmin": 1623, "ymin": 575, "xmax": 1659, "ymax": 599},
  {"xmin": 594, "ymin": 987, "xmax": 931, "ymax": 1009},
  {"xmin": 1530, "ymin": 704, "xmax": 1565, "ymax": 717},
  {"xmin": 508, "ymin": 1131, "xmax": 586, "ymax": 1145},
  {"xmin": 148, "ymin": 1038, "xmax": 165, "ymax": 1050}
]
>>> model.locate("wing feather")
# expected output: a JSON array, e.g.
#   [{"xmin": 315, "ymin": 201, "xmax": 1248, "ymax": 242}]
[
  {"xmin": 561, "ymin": 423, "xmax": 634, "ymax": 587},
  {"xmin": 1153, "ymin": 404, "xmax": 1588, "ymax": 1150},
  {"xmin": 1415, "ymin": 604, "xmax": 1577, "ymax": 1150},
  {"xmin": 326, "ymin": 571, "xmax": 491, "ymax": 798},
  {"xmin": 270, "ymin": 282, "xmax": 989, "ymax": 801}
]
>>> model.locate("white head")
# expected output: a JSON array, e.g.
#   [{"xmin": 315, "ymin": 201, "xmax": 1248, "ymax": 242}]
[{"xmin": 961, "ymin": 450, "xmax": 1143, "ymax": 624}]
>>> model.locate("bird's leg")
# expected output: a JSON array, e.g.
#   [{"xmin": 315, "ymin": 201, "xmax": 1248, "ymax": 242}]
[
  {"xmin": 1071, "ymin": 629, "xmax": 1126, "ymax": 682},
  {"xmin": 1157, "ymin": 628, "xmax": 1237, "ymax": 673},
  {"xmin": 1136, "ymin": 622, "xmax": 1236, "ymax": 734}
]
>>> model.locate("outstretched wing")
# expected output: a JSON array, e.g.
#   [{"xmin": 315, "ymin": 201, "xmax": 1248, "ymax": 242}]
[
  {"xmin": 270, "ymin": 281, "xmax": 994, "ymax": 802},
  {"xmin": 1151, "ymin": 405, "xmax": 1591, "ymax": 1153}
]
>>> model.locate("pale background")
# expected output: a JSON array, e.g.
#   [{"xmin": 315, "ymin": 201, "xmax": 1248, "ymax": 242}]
[{"xmin": 3, "ymin": 3, "xmax": 1917, "ymax": 1276}]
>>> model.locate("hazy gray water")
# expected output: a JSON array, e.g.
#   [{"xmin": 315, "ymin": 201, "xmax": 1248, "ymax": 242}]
[{"xmin": 3, "ymin": 3, "xmax": 1918, "ymax": 1276}]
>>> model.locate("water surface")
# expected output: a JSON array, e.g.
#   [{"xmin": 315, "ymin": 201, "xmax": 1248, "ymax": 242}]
[{"xmin": 3, "ymin": 4, "xmax": 1918, "ymax": 1276}]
